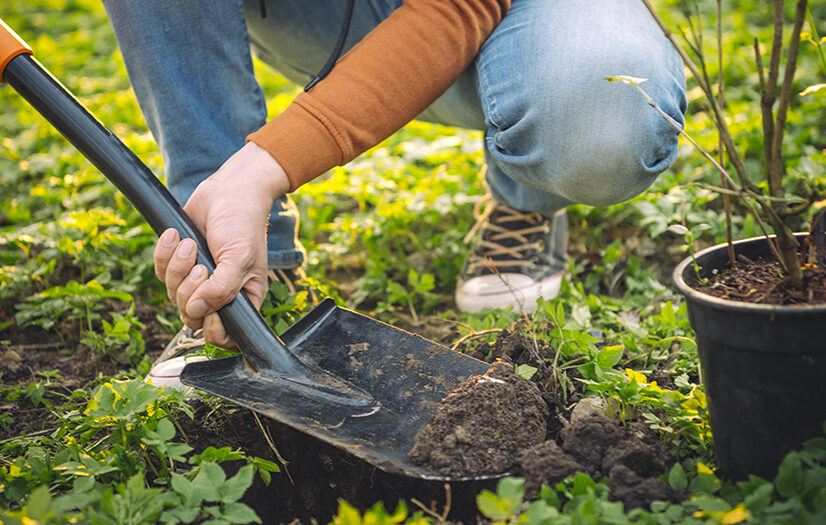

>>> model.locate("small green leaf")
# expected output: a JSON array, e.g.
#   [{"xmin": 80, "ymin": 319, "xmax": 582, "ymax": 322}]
[
  {"xmin": 155, "ymin": 418, "xmax": 175, "ymax": 441},
  {"xmin": 26, "ymin": 485, "xmax": 52, "ymax": 520},
  {"xmin": 221, "ymin": 465, "xmax": 254, "ymax": 504},
  {"xmin": 497, "ymin": 476, "xmax": 525, "ymax": 504},
  {"xmin": 220, "ymin": 501, "xmax": 262, "ymax": 524},
  {"xmin": 775, "ymin": 452, "xmax": 803, "ymax": 498},
  {"xmin": 691, "ymin": 495, "xmax": 730, "ymax": 513},
  {"xmin": 523, "ymin": 500, "xmax": 559, "ymax": 523},
  {"xmin": 697, "ymin": 463, "xmax": 721, "ymax": 493},
  {"xmin": 171, "ymin": 472, "xmax": 200, "ymax": 506},
  {"xmin": 476, "ymin": 491, "xmax": 511, "ymax": 521},
  {"xmin": 516, "ymin": 364, "xmax": 538, "ymax": 380},
  {"xmin": 73, "ymin": 474, "xmax": 96, "ymax": 493},
  {"xmin": 743, "ymin": 482, "xmax": 773, "ymax": 514},
  {"xmin": 193, "ymin": 463, "xmax": 224, "ymax": 502},
  {"xmin": 333, "ymin": 500, "xmax": 363, "ymax": 525},
  {"xmin": 597, "ymin": 345, "xmax": 624, "ymax": 369},
  {"xmin": 668, "ymin": 462, "xmax": 688, "ymax": 491}
]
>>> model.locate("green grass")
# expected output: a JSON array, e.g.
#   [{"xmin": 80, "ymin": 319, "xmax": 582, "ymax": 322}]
[{"xmin": 1, "ymin": 0, "xmax": 825, "ymax": 523}]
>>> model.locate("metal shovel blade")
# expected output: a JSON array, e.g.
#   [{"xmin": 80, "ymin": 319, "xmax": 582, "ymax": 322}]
[
  {"xmin": 0, "ymin": 35, "xmax": 491, "ymax": 481},
  {"xmin": 181, "ymin": 298, "xmax": 490, "ymax": 479}
]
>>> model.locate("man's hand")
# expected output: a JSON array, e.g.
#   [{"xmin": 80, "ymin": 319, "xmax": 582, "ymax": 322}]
[{"xmin": 153, "ymin": 142, "xmax": 291, "ymax": 347}]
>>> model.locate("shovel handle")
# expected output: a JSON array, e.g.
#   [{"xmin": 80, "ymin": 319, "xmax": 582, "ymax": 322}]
[{"xmin": 1, "ymin": 23, "xmax": 302, "ymax": 376}]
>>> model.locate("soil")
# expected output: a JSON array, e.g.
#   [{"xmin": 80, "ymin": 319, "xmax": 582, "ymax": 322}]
[
  {"xmin": 407, "ymin": 358, "xmax": 681, "ymax": 509},
  {"xmin": 1, "ymin": 322, "xmax": 686, "ymax": 522},
  {"xmin": 696, "ymin": 256, "xmax": 826, "ymax": 305},
  {"xmin": 408, "ymin": 361, "xmax": 548, "ymax": 477}
]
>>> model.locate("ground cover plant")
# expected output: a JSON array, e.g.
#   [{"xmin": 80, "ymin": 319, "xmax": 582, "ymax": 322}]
[{"xmin": 1, "ymin": 0, "xmax": 825, "ymax": 524}]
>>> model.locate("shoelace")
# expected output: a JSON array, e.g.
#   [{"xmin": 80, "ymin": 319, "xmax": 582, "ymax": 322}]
[
  {"xmin": 464, "ymin": 196, "xmax": 551, "ymax": 273},
  {"xmin": 166, "ymin": 328, "xmax": 206, "ymax": 360}
]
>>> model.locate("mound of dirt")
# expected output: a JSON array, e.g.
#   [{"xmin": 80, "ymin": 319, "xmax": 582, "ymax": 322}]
[
  {"xmin": 409, "ymin": 326, "xmax": 688, "ymax": 510},
  {"xmin": 408, "ymin": 360, "xmax": 549, "ymax": 477},
  {"xmin": 518, "ymin": 397, "xmax": 683, "ymax": 508}
]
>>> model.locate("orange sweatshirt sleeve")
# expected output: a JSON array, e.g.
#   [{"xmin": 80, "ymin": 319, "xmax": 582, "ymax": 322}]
[{"xmin": 247, "ymin": 0, "xmax": 510, "ymax": 191}]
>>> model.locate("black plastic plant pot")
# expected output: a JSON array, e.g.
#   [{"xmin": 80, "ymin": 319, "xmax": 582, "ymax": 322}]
[{"xmin": 674, "ymin": 233, "xmax": 826, "ymax": 481}]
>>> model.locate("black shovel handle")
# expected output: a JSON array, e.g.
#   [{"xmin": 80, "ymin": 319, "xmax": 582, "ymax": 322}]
[{"xmin": 2, "ymin": 43, "xmax": 302, "ymax": 375}]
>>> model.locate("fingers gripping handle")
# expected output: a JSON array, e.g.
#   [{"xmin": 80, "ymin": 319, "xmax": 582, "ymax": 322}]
[{"xmin": 1, "ymin": 35, "xmax": 302, "ymax": 376}]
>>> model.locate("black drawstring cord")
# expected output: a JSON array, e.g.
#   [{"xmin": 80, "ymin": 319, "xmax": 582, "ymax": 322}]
[
  {"xmin": 304, "ymin": 0, "xmax": 355, "ymax": 91},
  {"xmin": 259, "ymin": 0, "xmax": 266, "ymax": 19}
]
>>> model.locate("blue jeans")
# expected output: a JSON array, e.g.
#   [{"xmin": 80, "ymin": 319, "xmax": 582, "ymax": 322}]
[{"xmin": 103, "ymin": 0, "xmax": 686, "ymax": 269}]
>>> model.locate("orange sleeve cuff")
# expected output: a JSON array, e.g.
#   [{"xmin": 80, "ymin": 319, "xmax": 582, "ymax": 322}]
[
  {"xmin": 247, "ymin": 95, "xmax": 345, "ymax": 191},
  {"xmin": 247, "ymin": 0, "xmax": 510, "ymax": 191}
]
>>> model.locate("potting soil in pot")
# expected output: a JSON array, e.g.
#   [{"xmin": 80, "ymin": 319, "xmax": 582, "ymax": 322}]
[{"xmin": 408, "ymin": 360, "xmax": 548, "ymax": 477}]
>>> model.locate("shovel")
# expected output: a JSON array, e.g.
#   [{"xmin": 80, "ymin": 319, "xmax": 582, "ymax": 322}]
[{"xmin": 1, "ymin": 20, "xmax": 491, "ymax": 479}]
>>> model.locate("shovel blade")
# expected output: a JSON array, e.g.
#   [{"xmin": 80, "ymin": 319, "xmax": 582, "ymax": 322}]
[{"xmin": 181, "ymin": 299, "xmax": 489, "ymax": 478}]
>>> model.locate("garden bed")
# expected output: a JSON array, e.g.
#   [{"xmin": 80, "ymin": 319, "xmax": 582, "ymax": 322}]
[{"xmin": 1, "ymin": 326, "xmax": 684, "ymax": 523}]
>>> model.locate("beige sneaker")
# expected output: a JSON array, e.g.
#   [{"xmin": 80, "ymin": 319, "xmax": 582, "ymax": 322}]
[{"xmin": 455, "ymin": 195, "xmax": 568, "ymax": 314}]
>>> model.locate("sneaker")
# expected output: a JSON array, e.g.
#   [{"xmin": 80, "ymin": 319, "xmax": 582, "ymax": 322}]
[
  {"xmin": 144, "ymin": 328, "xmax": 210, "ymax": 389},
  {"xmin": 455, "ymin": 195, "xmax": 568, "ymax": 314},
  {"xmin": 145, "ymin": 267, "xmax": 309, "ymax": 389}
]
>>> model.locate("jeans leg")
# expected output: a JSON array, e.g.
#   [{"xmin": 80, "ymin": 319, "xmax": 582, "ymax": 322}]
[
  {"xmin": 243, "ymin": 0, "xmax": 402, "ymax": 85},
  {"xmin": 245, "ymin": 0, "xmax": 485, "ymax": 129},
  {"xmin": 102, "ymin": 0, "xmax": 305, "ymax": 269},
  {"xmin": 245, "ymin": 0, "xmax": 685, "ymax": 218},
  {"xmin": 474, "ymin": 0, "xmax": 687, "ymax": 216}
]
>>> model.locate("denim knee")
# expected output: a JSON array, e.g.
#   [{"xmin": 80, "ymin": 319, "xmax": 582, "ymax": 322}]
[
  {"xmin": 480, "ymin": 0, "xmax": 687, "ymax": 214},
  {"xmin": 487, "ymin": 70, "xmax": 685, "ymax": 210}
]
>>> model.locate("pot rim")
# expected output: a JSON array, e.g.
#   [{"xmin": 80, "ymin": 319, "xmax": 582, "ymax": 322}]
[{"xmin": 673, "ymin": 233, "xmax": 826, "ymax": 314}]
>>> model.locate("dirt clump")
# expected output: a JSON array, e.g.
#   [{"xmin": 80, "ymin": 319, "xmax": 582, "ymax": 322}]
[
  {"xmin": 517, "ymin": 440, "xmax": 583, "ymax": 495},
  {"xmin": 518, "ymin": 398, "xmax": 682, "ymax": 509},
  {"xmin": 408, "ymin": 360, "xmax": 549, "ymax": 477}
]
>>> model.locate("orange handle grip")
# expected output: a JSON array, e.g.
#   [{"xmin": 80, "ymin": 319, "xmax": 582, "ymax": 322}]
[{"xmin": 0, "ymin": 19, "xmax": 33, "ymax": 83}]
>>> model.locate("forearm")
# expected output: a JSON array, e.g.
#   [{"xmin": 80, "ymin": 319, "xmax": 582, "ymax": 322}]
[{"xmin": 248, "ymin": 0, "xmax": 509, "ymax": 190}]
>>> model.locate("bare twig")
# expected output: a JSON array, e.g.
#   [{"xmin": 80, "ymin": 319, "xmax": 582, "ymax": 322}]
[
  {"xmin": 610, "ymin": 76, "xmax": 787, "ymax": 267},
  {"xmin": 693, "ymin": 183, "xmax": 806, "ymax": 205},
  {"xmin": 252, "ymin": 412, "xmax": 293, "ymax": 485},
  {"xmin": 768, "ymin": 1, "xmax": 785, "ymax": 107},
  {"xmin": 717, "ymin": 0, "xmax": 734, "ymax": 263},
  {"xmin": 449, "ymin": 328, "xmax": 503, "ymax": 352},
  {"xmin": 755, "ymin": 38, "xmax": 777, "ymax": 199},
  {"xmin": 769, "ymin": 0, "xmax": 808, "ymax": 202},
  {"xmin": 411, "ymin": 483, "xmax": 452, "ymax": 524},
  {"xmin": 0, "ymin": 427, "xmax": 59, "ymax": 444},
  {"xmin": 640, "ymin": 0, "xmax": 758, "ymax": 196}
]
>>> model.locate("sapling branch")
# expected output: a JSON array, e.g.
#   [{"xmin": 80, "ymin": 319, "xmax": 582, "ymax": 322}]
[
  {"xmin": 769, "ymin": 0, "xmax": 808, "ymax": 206},
  {"xmin": 638, "ymin": 0, "xmax": 808, "ymax": 286},
  {"xmin": 717, "ymin": 0, "xmax": 734, "ymax": 263},
  {"xmin": 755, "ymin": 39, "xmax": 777, "ymax": 198},
  {"xmin": 693, "ymin": 183, "xmax": 806, "ymax": 205},
  {"xmin": 606, "ymin": 75, "xmax": 787, "ymax": 268},
  {"xmin": 640, "ymin": 0, "xmax": 759, "ymax": 198}
]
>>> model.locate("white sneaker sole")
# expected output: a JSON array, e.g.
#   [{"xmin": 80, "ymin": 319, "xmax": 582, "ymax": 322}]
[
  {"xmin": 455, "ymin": 271, "xmax": 564, "ymax": 314},
  {"xmin": 145, "ymin": 354, "xmax": 210, "ymax": 390}
]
